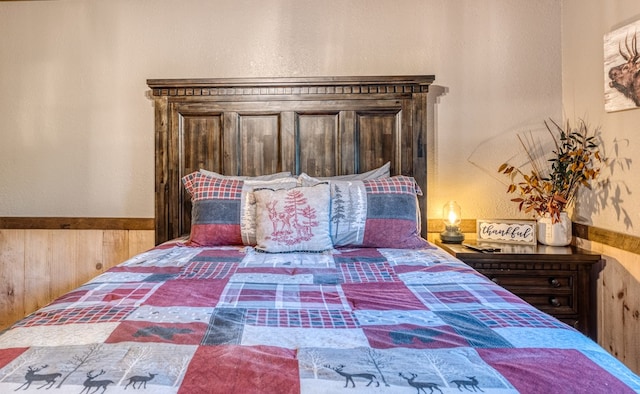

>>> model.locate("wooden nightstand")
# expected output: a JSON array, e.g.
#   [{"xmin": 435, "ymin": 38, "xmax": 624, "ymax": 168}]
[{"xmin": 436, "ymin": 240, "xmax": 601, "ymax": 339}]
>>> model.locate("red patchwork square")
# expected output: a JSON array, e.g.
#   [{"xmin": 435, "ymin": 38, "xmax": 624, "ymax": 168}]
[
  {"xmin": 341, "ymin": 282, "xmax": 427, "ymax": 310},
  {"xmin": 478, "ymin": 348, "xmax": 635, "ymax": 393},
  {"xmin": 181, "ymin": 345, "xmax": 299, "ymax": 394},
  {"xmin": 144, "ymin": 279, "xmax": 228, "ymax": 307},
  {"xmin": 0, "ymin": 348, "xmax": 29, "ymax": 369}
]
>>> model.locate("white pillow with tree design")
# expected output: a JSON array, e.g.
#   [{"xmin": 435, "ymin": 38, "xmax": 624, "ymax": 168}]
[{"xmin": 253, "ymin": 184, "xmax": 333, "ymax": 253}]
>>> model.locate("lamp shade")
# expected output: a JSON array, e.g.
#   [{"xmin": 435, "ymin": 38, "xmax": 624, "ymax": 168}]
[
  {"xmin": 443, "ymin": 200, "xmax": 462, "ymax": 226},
  {"xmin": 440, "ymin": 200, "xmax": 464, "ymax": 243}
]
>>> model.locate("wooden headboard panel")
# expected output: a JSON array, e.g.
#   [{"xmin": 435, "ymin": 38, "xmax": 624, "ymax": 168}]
[{"xmin": 147, "ymin": 75, "xmax": 435, "ymax": 244}]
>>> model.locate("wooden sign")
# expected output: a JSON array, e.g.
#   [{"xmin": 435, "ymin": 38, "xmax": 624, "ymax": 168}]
[{"xmin": 477, "ymin": 219, "xmax": 537, "ymax": 245}]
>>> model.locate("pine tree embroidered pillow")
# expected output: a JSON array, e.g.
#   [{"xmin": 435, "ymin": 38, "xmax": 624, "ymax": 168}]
[
  {"xmin": 253, "ymin": 184, "xmax": 333, "ymax": 253},
  {"xmin": 298, "ymin": 174, "xmax": 428, "ymax": 249}
]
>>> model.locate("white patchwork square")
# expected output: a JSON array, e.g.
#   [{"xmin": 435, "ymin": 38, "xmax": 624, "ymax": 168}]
[
  {"xmin": 0, "ymin": 323, "xmax": 119, "ymax": 348},
  {"xmin": 241, "ymin": 326, "xmax": 369, "ymax": 349}
]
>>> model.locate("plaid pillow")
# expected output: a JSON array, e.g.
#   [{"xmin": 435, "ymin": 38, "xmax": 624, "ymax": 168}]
[
  {"xmin": 182, "ymin": 172, "xmax": 244, "ymax": 246},
  {"xmin": 359, "ymin": 176, "xmax": 427, "ymax": 248},
  {"xmin": 300, "ymin": 174, "xmax": 426, "ymax": 248},
  {"xmin": 253, "ymin": 184, "xmax": 333, "ymax": 253},
  {"xmin": 182, "ymin": 172, "xmax": 297, "ymax": 246}
]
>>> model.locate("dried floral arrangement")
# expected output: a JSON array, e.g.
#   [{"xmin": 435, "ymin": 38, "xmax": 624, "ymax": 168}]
[{"xmin": 498, "ymin": 119, "xmax": 604, "ymax": 223}]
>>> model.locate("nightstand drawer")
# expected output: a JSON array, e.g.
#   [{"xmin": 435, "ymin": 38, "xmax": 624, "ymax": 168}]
[
  {"xmin": 517, "ymin": 294, "xmax": 576, "ymax": 315},
  {"xmin": 479, "ymin": 269, "xmax": 575, "ymax": 291},
  {"xmin": 435, "ymin": 240, "xmax": 600, "ymax": 339},
  {"xmin": 475, "ymin": 269, "xmax": 578, "ymax": 315}
]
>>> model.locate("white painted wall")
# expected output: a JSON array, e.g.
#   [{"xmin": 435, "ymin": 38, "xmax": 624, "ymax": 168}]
[
  {"xmin": 0, "ymin": 1, "xmax": 563, "ymax": 226},
  {"xmin": 562, "ymin": 0, "xmax": 640, "ymax": 234}
]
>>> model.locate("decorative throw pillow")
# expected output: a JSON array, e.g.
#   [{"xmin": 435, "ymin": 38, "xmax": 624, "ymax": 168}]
[
  {"xmin": 240, "ymin": 178, "xmax": 299, "ymax": 245},
  {"xmin": 300, "ymin": 174, "xmax": 426, "ymax": 248},
  {"xmin": 182, "ymin": 172, "xmax": 244, "ymax": 246},
  {"xmin": 182, "ymin": 172, "xmax": 297, "ymax": 246},
  {"xmin": 253, "ymin": 184, "xmax": 333, "ymax": 253},
  {"xmin": 358, "ymin": 176, "xmax": 427, "ymax": 249}
]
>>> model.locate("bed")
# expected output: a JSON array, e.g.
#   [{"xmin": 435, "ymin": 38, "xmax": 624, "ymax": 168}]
[{"xmin": 0, "ymin": 75, "xmax": 639, "ymax": 393}]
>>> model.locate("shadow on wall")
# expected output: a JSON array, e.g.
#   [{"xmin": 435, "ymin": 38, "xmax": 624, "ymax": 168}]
[
  {"xmin": 426, "ymin": 84, "xmax": 449, "ymax": 203},
  {"xmin": 576, "ymin": 136, "xmax": 633, "ymax": 230},
  {"xmin": 467, "ymin": 119, "xmax": 634, "ymax": 230}
]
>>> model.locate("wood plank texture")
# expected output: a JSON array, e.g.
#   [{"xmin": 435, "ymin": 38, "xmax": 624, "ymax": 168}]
[
  {"xmin": 574, "ymin": 222, "xmax": 640, "ymax": 255},
  {"xmin": 598, "ymin": 254, "xmax": 640, "ymax": 373},
  {"xmin": 577, "ymin": 238, "xmax": 640, "ymax": 375},
  {"xmin": 148, "ymin": 75, "xmax": 435, "ymax": 244},
  {"xmin": 23, "ymin": 230, "xmax": 51, "ymax": 314},
  {"xmin": 0, "ymin": 217, "xmax": 154, "ymax": 230},
  {"xmin": 0, "ymin": 230, "xmax": 25, "ymax": 329},
  {"xmin": 0, "ymin": 228, "xmax": 154, "ymax": 330}
]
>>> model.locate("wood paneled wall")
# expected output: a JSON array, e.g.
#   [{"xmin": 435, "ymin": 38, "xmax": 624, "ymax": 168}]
[
  {"xmin": 0, "ymin": 228, "xmax": 154, "ymax": 330},
  {"xmin": 574, "ymin": 238, "xmax": 640, "ymax": 374}
]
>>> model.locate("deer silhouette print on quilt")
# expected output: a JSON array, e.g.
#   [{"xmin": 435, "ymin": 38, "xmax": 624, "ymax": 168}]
[
  {"xmin": 450, "ymin": 376, "xmax": 483, "ymax": 392},
  {"xmin": 324, "ymin": 364, "xmax": 380, "ymax": 388},
  {"xmin": 124, "ymin": 373, "xmax": 156, "ymax": 390},
  {"xmin": 79, "ymin": 370, "xmax": 113, "ymax": 394},
  {"xmin": 398, "ymin": 372, "xmax": 443, "ymax": 394},
  {"xmin": 14, "ymin": 365, "xmax": 61, "ymax": 390}
]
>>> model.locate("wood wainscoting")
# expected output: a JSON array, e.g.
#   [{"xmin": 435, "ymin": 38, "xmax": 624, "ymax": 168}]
[{"xmin": 0, "ymin": 218, "xmax": 155, "ymax": 330}]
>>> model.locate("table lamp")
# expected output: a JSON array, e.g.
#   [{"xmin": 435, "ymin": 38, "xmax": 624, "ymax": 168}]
[{"xmin": 440, "ymin": 200, "xmax": 464, "ymax": 243}]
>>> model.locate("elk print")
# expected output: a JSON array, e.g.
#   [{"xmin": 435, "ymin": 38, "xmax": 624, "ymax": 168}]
[
  {"xmin": 79, "ymin": 370, "xmax": 113, "ymax": 394},
  {"xmin": 398, "ymin": 372, "xmax": 443, "ymax": 394},
  {"xmin": 264, "ymin": 190, "xmax": 319, "ymax": 245},
  {"xmin": 324, "ymin": 364, "xmax": 380, "ymax": 388},
  {"xmin": 14, "ymin": 365, "xmax": 61, "ymax": 390},
  {"xmin": 604, "ymin": 20, "xmax": 640, "ymax": 112}
]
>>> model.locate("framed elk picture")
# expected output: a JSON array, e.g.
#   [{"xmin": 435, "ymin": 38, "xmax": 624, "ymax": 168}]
[{"xmin": 604, "ymin": 19, "xmax": 640, "ymax": 112}]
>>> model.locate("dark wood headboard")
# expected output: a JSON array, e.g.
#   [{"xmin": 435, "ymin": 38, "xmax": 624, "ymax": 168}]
[{"xmin": 147, "ymin": 75, "xmax": 435, "ymax": 244}]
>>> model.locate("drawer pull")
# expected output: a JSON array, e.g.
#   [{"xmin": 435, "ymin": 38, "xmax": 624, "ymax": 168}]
[
  {"xmin": 549, "ymin": 297, "xmax": 561, "ymax": 307},
  {"xmin": 549, "ymin": 278, "xmax": 561, "ymax": 288}
]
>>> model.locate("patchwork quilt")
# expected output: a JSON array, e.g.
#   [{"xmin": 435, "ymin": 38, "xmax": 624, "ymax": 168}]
[{"xmin": 1, "ymin": 242, "xmax": 639, "ymax": 393}]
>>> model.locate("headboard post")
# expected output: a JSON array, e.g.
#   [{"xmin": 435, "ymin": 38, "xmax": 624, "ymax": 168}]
[
  {"xmin": 148, "ymin": 75, "xmax": 435, "ymax": 244},
  {"xmin": 153, "ymin": 95, "xmax": 170, "ymax": 244}
]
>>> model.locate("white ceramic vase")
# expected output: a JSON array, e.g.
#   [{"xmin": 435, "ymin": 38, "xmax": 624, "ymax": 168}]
[{"xmin": 537, "ymin": 212, "xmax": 572, "ymax": 246}]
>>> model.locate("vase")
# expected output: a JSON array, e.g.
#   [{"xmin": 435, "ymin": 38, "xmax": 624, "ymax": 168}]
[{"xmin": 537, "ymin": 212, "xmax": 572, "ymax": 246}]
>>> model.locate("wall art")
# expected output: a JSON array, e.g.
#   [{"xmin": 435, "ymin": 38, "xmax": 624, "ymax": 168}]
[{"xmin": 604, "ymin": 19, "xmax": 640, "ymax": 112}]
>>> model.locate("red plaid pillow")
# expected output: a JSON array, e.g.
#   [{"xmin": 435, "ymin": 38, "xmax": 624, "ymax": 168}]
[
  {"xmin": 182, "ymin": 172, "xmax": 244, "ymax": 246},
  {"xmin": 359, "ymin": 176, "xmax": 427, "ymax": 248},
  {"xmin": 182, "ymin": 172, "xmax": 297, "ymax": 246}
]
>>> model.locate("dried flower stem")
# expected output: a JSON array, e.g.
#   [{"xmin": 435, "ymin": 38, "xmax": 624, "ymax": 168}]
[{"xmin": 498, "ymin": 119, "xmax": 603, "ymax": 223}]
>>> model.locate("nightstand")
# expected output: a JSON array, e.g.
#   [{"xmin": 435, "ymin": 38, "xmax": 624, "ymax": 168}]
[{"xmin": 436, "ymin": 240, "xmax": 601, "ymax": 339}]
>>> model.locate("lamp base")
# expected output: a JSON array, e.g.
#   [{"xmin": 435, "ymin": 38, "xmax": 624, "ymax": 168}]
[{"xmin": 440, "ymin": 228, "xmax": 465, "ymax": 244}]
